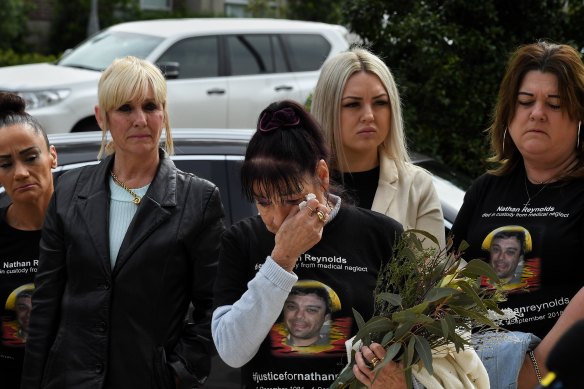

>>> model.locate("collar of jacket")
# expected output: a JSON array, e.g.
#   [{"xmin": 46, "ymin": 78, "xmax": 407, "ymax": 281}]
[
  {"xmin": 371, "ymin": 148, "xmax": 399, "ymax": 214},
  {"xmin": 76, "ymin": 148, "xmax": 177, "ymax": 275},
  {"xmin": 78, "ymin": 148, "xmax": 178, "ymax": 208}
]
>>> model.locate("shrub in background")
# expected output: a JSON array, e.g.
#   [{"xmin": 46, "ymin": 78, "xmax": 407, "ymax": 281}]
[
  {"xmin": 342, "ymin": 0, "xmax": 584, "ymax": 178},
  {"xmin": 49, "ymin": 0, "xmax": 218, "ymax": 54},
  {"xmin": 0, "ymin": 49, "xmax": 57, "ymax": 67},
  {"xmin": 0, "ymin": 0, "xmax": 33, "ymax": 52}
]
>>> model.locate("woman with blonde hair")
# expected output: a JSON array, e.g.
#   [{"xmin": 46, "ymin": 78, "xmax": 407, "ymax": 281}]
[
  {"xmin": 311, "ymin": 48, "xmax": 445, "ymax": 247},
  {"xmin": 22, "ymin": 56, "xmax": 225, "ymax": 389}
]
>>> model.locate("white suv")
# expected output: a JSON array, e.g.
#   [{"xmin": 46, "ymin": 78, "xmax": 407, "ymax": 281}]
[{"xmin": 0, "ymin": 18, "xmax": 349, "ymax": 134}]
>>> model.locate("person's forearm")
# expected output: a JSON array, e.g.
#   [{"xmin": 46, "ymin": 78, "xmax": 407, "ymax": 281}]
[
  {"xmin": 212, "ymin": 257, "xmax": 297, "ymax": 367},
  {"xmin": 518, "ymin": 287, "xmax": 584, "ymax": 388}
]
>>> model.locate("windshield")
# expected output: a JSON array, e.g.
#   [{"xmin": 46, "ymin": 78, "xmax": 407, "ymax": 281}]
[{"xmin": 58, "ymin": 31, "xmax": 164, "ymax": 71}]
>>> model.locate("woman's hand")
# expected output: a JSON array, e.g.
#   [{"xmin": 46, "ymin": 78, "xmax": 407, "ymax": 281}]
[
  {"xmin": 271, "ymin": 197, "xmax": 327, "ymax": 272},
  {"xmin": 353, "ymin": 343, "xmax": 407, "ymax": 389}
]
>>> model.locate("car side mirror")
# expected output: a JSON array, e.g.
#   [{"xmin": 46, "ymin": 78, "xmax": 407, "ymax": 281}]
[{"xmin": 157, "ymin": 61, "xmax": 180, "ymax": 80}]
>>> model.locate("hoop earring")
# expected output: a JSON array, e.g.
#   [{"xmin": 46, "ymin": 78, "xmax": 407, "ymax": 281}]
[
  {"xmin": 578, "ymin": 121, "xmax": 582, "ymax": 149},
  {"xmin": 502, "ymin": 128, "xmax": 507, "ymax": 155}
]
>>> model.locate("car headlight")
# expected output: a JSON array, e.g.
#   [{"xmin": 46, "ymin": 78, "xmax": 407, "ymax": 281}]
[{"xmin": 18, "ymin": 89, "xmax": 71, "ymax": 109}]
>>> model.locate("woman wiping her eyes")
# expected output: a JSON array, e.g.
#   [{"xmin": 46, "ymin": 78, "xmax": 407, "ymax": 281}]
[{"xmin": 211, "ymin": 100, "xmax": 407, "ymax": 388}]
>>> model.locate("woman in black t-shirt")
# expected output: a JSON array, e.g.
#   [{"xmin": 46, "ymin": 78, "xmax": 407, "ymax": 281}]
[
  {"xmin": 0, "ymin": 93, "xmax": 57, "ymax": 389},
  {"xmin": 452, "ymin": 41, "xmax": 584, "ymax": 388},
  {"xmin": 212, "ymin": 100, "xmax": 409, "ymax": 389}
]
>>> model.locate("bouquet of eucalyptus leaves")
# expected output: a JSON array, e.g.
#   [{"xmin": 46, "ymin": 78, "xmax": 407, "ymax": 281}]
[{"xmin": 330, "ymin": 229, "xmax": 507, "ymax": 389}]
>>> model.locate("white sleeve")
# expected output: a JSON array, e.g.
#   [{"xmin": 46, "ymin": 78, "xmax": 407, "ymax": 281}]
[{"xmin": 211, "ymin": 256, "xmax": 298, "ymax": 367}]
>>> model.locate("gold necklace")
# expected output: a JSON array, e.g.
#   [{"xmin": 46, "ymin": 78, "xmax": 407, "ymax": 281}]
[{"xmin": 110, "ymin": 171, "xmax": 141, "ymax": 205}]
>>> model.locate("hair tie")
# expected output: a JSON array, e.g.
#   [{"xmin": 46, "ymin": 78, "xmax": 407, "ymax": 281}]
[{"xmin": 258, "ymin": 107, "xmax": 301, "ymax": 132}]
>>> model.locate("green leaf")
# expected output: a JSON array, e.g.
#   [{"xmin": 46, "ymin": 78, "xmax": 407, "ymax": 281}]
[
  {"xmin": 329, "ymin": 363, "xmax": 356, "ymax": 388},
  {"xmin": 484, "ymin": 300, "xmax": 504, "ymax": 314},
  {"xmin": 328, "ymin": 361, "xmax": 357, "ymax": 389},
  {"xmin": 424, "ymin": 287, "xmax": 459, "ymax": 303},
  {"xmin": 394, "ymin": 320, "xmax": 415, "ymax": 340},
  {"xmin": 407, "ymin": 301, "xmax": 430, "ymax": 314},
  {"xmin": 449, "ymin": 292, "xmax": 476, "ymax": 308},
  {"xmin": 425, "ymin": 321, "xmax": 444, "ymax": 338},
  {"xmin": 352, "ymin": 308, "xmax": 366, "ymax": 330},
  {"xmin": 414, "ymin": 335, "xmax": 434, "ymax": 375},
  {"xmin": 377, "ymin": 292, "xmax": 402, "ymax": 306},
  {"xmin": 352, "ymin": 316, "xmax": 395, "ymax": 344},
  {"xmin": 381, "ymin": 331, "xmax": 395, "ymax": 346},
  {"xmin": 444, "ymin": 314, "xmax": 457, "ymax": 338},
  {"xmin": 385, "ymin": 342, "xmax": 402, "ymax": 361},
  {"xmin": 458, "ymin": 240, "xmax": 470, "ymax": 253},
  {"xmin": 405, "ymin": 370, "xmax": 414, "ymax": 389},
  {"xmin": 348, "ymin": 379, "xmax": 361, "ymax": 389},
  {"xmin": 450, "ymin": 306, "xmax": 498, "ymax": 328},
  {"xmin": 406, "ymin": 228, "xmax": 440, "ymax": 246},
  {"xmin": 461, "ymin": 258, "xmax": 499, "ymax": 283},
  {"xmin": 456, "ymin": 281, "xmax": 487, "ymax": 311},
  {"xmin": 392, "ymin": 310, "xmax": 434, "ymax": 325},
  {"xmin": 406, "ymin": 336, "xmax": 416, "ymax": 367},
  {"xmin": 401, "ymin": 246, "xmax": 417, "ymax": 264},
  {"xmin": 403, "ymin": 335, "xmax": 416, "ymax": 367},
  {"xmin": 440, "ymin": 317, "xmax": 450, "ymax": 341},
  {"xmin": 428, "ymin": 259, "xmax": 449, "ymax": 282},
  {"xmin": 449, "ymin": 332, "xmax": 470, "ymax": 352}
]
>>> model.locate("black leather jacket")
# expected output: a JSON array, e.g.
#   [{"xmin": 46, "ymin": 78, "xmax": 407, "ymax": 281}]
[{"xmin": 22, "ymin": 151, "xmax": 225, "ymax": 389}]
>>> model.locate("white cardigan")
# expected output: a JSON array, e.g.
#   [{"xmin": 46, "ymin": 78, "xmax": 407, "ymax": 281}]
[{"xmin": 371, "ymin": 149, "xmax": 446, "ymax": 248}]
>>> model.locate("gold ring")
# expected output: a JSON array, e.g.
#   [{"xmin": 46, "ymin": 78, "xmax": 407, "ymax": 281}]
[
  {"xmin": 316, "ymin": 210, "xmax": 326, "ymax": 222},
  {"xmin": 305, "ymin": 205, "xmax": 315, "ymax": 215},
  {"xmin": 370, "ymin": 356, "xmax": 381, "ymax": 368}
]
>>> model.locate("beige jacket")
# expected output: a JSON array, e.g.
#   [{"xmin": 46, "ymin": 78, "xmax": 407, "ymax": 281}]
[{"xmin": 371, "ymin": 149, "xmax": 445, "ymax": 248}]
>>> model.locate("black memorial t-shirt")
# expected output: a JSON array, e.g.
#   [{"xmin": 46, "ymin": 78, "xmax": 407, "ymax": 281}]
[
  {"xmin": 451, "ymin": 168, "xmax": 584, "ymax": 339},
  {"xmin": 216, "ymin": 206, "xmax": 402, "ymax": 389},
  {"xmin": 0, "ymin": 206, "xmax": 40, "ymax": 379}
]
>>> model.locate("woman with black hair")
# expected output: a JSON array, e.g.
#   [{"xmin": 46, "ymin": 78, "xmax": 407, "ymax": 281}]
[
  {"xmin": 0, "ymin": 92, "xmax": 57, "ymax": 389},
  {"xmin": 211, "ymin": 100, "xmax": 407, "ymax": 388}
]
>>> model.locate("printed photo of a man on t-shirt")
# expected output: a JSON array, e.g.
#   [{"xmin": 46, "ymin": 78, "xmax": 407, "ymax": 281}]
[
  {"xmin": 269, "ymin": 280, "xmax": 350, "ymax": 355},
  {"xmin": 480, "ymin": 225, "xmax": 540, "ymax": 292},
  {"xmin": 2, "ymin": 284, "xmax": 34, "ymax": 346}
]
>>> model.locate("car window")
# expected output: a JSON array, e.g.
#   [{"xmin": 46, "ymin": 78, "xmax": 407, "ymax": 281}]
[
  {"xmin": 227, "ymin": 35, "xmax": 274, "ymax": 76},
  {"xmin": 173, "ymin": 157, "xmax": 257, "ymax": 226},
  {"xmin": 282, "ymin": 34, "xmax": 331, "ymax": 72},
  {"xmin": 157, "ymin": 36, "xmax": 219, "ymax": 79},
  {"xmin": 58, "ymin": 31, "xmax": 163, "ymax": 71},
  {"xmin": 272, "ymin": 35, "xmax": 288, "ymax": 73}
]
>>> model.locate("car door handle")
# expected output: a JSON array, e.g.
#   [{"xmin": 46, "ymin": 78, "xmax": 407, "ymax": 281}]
[
  {"xmin": 207, "ymin": 88, "xmax": 226, "ymax": 95},
  {"xmin": 274, "ymin": 85, "xmax": 293, "ymax": 91}
]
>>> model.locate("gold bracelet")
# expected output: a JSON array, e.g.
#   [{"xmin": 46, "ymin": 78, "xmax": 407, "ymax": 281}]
[{"xmin": 528, "ymin": 351, "xmax": 542, "ymax": 383}]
